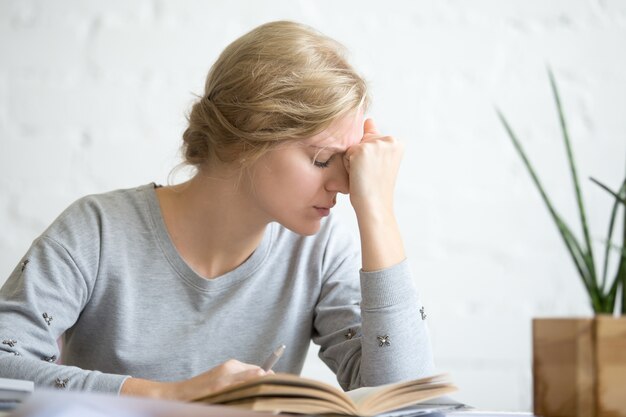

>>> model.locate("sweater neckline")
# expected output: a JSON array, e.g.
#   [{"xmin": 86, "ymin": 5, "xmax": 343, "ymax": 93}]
[{"xmin": 140, "ymin": 182, "xmax": 275, "ymax": 292}]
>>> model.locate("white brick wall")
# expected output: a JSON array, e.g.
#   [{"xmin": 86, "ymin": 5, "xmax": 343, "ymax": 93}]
[{"xmin": 1, "ymin": 0, "xmax": 625, "ymax": 411}]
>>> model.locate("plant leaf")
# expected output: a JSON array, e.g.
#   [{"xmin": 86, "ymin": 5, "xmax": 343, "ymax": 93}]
[
  {"xmin": 606, "ymin": 169, "xmax": 626, "ymax": 314},
  {"xmin": 548, "ymin": 68, "xmax": 598, "ymax": 289},
  {"xmin": 599, "ymin": 178, "xmax": 626, "ymax": 292},
  {"xmin": 590, "ymin": 177, "xmax": 626, "ymax": 206},
  {"xmin": 601, "ymin": 241, "xmax": 626, "ymax": 257},
  {"xmin": 606, "ymin": 268, "xmax": 621, "ymax": 314},
  {"xmin": 496, "ymin": 108, "xmax": 601, "ymax": 311},
  {"xmin": 606, "ymin": 245, "xmax": 625, "ymax": 315},
  {"xmin": 557, "ymin": 217, "xmax": 603, "ymax": 310}
]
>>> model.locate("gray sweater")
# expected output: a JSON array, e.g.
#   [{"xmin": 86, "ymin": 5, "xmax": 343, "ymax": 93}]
[{"xmin": 0, "ymin": 183, "xmax": 434, "ymax": 394}]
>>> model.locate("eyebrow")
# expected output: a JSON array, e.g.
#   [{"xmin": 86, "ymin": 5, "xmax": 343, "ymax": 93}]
[{"xmin": 308, "ymin": 145, "xmax": 346, "ymax": 153}]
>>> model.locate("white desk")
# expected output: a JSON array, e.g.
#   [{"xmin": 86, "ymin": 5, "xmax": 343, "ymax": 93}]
[{"xmin": 7, "ymin": 391, "xmax": 537, "ymax": 417}]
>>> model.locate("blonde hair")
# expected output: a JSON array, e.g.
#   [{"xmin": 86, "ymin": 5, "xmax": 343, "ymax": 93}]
[{"xmin": 179, "ymin": 20, "xmax": 369, "ymax": 174}]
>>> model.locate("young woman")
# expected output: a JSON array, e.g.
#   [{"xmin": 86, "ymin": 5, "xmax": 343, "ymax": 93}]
[{"xmin": 0, "ymin": 21, "xmax": 434, "ymax": 401}]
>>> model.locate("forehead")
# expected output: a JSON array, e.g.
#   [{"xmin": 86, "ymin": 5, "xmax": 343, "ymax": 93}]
[{"xmin": 303, "ymin": 110, "xmax": 364, "ymax": 151}]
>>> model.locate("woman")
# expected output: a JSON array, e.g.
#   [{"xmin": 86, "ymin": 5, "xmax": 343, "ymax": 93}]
[{"xmin": 0, "ymin": 20, "xmax": 434, "ymax": 401}]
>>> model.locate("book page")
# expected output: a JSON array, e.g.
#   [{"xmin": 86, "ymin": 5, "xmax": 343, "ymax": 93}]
[
  {"xmin": 225, "ymin": 396, "xmax": 354, "ymax": 415},
  {"xmin": 195, "ymin": 372, "xmax": 455, "ymax": 416},
  {"xmin": 365, "ymin": 386, "xmax": 459, "ymax": 415},
  {"xmin": 200, "ymin": 383, "xmax": 355, "ymax": 412},
  {"xmin": 346, "ymin": 374, "xmax": 451, "ymax": 407},
  {"xmin": 360, "ymin": 382, "xmax": 454, "ymax": 409},
  {"xmin": 196, "ymin": 373, "xmax": 352, "ymax": 406}
]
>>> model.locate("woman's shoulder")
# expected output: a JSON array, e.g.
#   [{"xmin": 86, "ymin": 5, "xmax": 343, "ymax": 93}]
[
  {"xmin": 40, "ymin": 183, "xmax": 155, "ymax": 244},
  {"xmin": 70, "ymin": 182, "xmax": 154, "ymax": 209}
]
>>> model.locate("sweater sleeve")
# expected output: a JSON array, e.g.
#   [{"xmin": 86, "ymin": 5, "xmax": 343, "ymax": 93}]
[
  {"xmin": 0, "ymin": 232, "xmax": 129, "ymax": 393},
  {"xmin": 311, "ymin": 221, "xmax": 435, "ymax": 391}
]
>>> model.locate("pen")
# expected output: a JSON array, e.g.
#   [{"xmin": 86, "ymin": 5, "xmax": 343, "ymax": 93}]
[{"xmin": 261, "ymin": 344, "xmax": 286, "ymax": 372}]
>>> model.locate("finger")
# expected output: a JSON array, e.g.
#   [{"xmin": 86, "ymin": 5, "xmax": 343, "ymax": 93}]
[
  {"xmin": 232, "ymin": 368, "xmax": 266, "ymax": 383},
  {"xmin": 363, "ymin": 118, "xmax": 380, "ymax": 135},
  {"xmin": 222, "ymin": 359, "xmax": 256, "ymax": 372}
]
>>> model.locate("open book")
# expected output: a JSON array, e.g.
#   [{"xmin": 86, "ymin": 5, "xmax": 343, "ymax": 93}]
[{"xmin": 193, "ymin": 373, "xmax": 457, "ymax": 416}]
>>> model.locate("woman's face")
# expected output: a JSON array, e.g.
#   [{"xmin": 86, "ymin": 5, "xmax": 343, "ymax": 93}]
[{"xmin": 244, "ymin": 110, "xmax": 364, "ymax": 235}]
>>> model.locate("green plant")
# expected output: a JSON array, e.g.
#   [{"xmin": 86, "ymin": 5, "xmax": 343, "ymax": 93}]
[{"xmin": 496, "ymin": 69, "xmax": 626, "ymax": 314}]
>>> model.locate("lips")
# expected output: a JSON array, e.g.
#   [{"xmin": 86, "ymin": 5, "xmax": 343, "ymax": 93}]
[
  {"xmin": 313, "ymin": 204, "xmax": 334, "ymax": 210},
  {"xmin": 314, "ymin": 207, "xmax": 330, "ymax": 217},
  {"xmin": 314, "ymin": 197, "xmax": 337, "ymax": 211},
  {"xmin": 313, "ymin": 197, "xmax": 336, "ymax": 218}
]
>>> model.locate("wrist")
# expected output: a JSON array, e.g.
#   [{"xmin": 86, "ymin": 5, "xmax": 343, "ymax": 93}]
[
  {"xmin": 352, "ymin": 200, "xmax": 395, "ymax": 223},
  {"xmin": 356, "ymin": 207, "xmax": 406, "ymax": 272},
  {"xmin": 121, "ymin": 377, "xmax": 176, "ymax": 400},
  {"xmin": 354, "ymin": 202, "xmax": 398, "ymax": 241},
  {"xmin": 157, "ymin": 381, "xmax": 180, "ymax": 401}
]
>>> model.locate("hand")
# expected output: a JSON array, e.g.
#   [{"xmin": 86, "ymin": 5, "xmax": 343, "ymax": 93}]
[
  {"xmin": 343, "ymin": 118, "xmax": 406, "ymax": 271},
  {"xmin": 344, "ymin": 118, "xmax": 404, "ymax": 217},
  {"xmin": 121, "ymin": 359, "xmax": 273, "ymax": 402}
]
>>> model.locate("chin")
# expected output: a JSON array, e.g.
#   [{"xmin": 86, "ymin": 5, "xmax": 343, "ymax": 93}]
[{"xmin": 279, "ymin": 218, "xmax": 322, "ymax": 236}]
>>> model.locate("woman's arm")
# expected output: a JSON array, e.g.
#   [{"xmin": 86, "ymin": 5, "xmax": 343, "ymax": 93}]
[
  {"xmin": 312, "ymin": 119, "xmax": 434, "ymax": 390},
  {"xmin": 0, "ymin": 219, "xmax": 268, "ymax": 400},
  {"xmin": 312, "ymin": 220, "xmax": 434, "ymax": 390},
  {"xmin": 121, "ymin": 360, "xmax": 270, "ymax": 400},
  {"xmin": 356, "ymin": 207, "xmax": 405, "ymax": 272},
  {"xmin": 0, "ymin": 236, "xmax": 129, "ymax": 392},
  {"xmin": 344, "ymin": 119, "xmax": 406, "ymax": 271}
]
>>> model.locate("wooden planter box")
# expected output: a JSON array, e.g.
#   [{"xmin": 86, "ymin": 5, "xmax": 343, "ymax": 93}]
[{"xmin": 533, "ymin": 316, "xmax": 626, "ymax": 417}]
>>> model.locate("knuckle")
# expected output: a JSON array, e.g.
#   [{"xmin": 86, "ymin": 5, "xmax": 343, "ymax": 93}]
[{"xmin": 223, "ymin": 359, "xmax": 239, "ymax": 369}]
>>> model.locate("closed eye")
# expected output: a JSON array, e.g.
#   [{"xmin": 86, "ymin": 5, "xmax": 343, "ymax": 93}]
[{"xmin": 313, "ymin": 154, "xmax": 335, "ymax": 168}]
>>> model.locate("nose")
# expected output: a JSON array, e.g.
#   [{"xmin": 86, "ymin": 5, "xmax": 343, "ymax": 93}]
[{"xmin": 324, "ymin": 159, "xmax": 349, "ymax": 194}]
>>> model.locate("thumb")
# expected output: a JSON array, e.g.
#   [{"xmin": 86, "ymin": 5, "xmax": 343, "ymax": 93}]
[{"xmin": 363, "ymin": 118, "xmax": 380, "ymax": 136}]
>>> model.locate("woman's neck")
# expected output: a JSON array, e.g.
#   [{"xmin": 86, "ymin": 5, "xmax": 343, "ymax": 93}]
[{"xmin": 155, "ymin": 172, "xmax": 268, "ymax": 280}]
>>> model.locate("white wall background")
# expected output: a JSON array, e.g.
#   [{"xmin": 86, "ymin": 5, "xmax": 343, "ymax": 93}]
[{"xmin": 1, "ymin": 0, "xmax": 625, "ymax": 412}]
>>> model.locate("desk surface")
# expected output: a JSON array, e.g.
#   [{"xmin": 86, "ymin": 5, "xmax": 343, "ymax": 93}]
[{"xmin": 6, "ymin": 391, "xmax": 537, "ymax": 417}]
